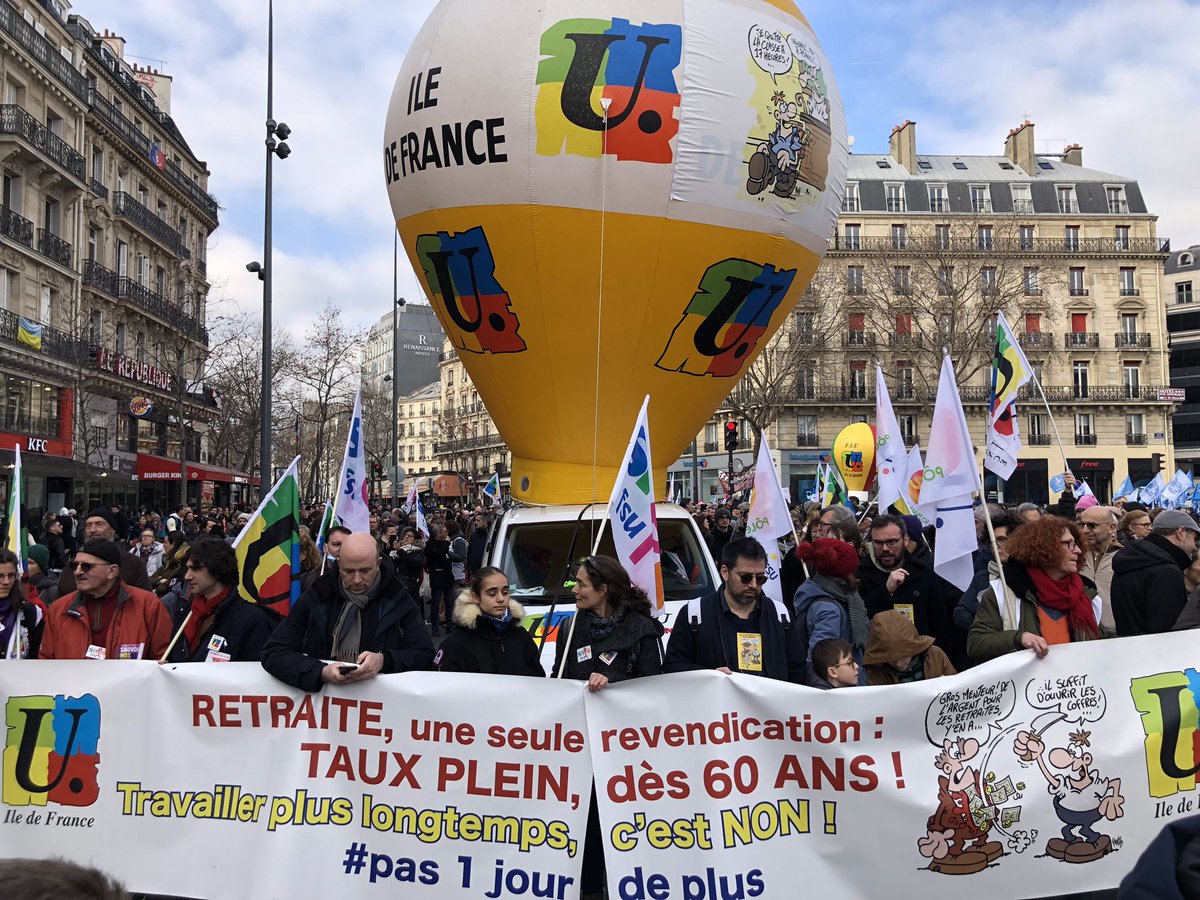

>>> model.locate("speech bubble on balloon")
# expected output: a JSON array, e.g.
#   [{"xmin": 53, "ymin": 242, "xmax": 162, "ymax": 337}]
[
  {"xmin": 748, "ymin": 25, "xmax": 793, "ymax": 83},
  {"xmin": 1024, "ymin": 674, "xmax": 1107, "ymax": 725},
  {"xmin": 786, "ymin": 33, "xmax": 819, "ymax": 70},
  {"xmin": 925, "ymin": 680, "xmax": 1017, "ymax": 746}
]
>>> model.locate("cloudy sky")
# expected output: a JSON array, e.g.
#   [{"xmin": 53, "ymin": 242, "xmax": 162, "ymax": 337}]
[{"xmin": 95, "ymin": 0, "xmax": 1200, "ymax": 338}]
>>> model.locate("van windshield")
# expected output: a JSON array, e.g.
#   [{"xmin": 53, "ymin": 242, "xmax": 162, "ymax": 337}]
[{"xmin": 500, "ymin": 518, "xmax": 716, "ymax": 600}]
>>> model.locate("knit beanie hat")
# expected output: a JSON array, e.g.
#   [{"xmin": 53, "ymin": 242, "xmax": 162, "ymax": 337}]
[{"xmin": 795, "ymin": 538, "xmax": 859, "ymax": 579}]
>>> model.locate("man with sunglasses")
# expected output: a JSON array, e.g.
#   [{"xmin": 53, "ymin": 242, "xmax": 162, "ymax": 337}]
[
  {"xmin": 40, "ymin": 539, "xmax": 172, "ymax": 660},
  {"xmin": 859, "ymin": 514, "xmax": 956, "ymax": 665},
  {"xmin": 1077, "ymin": 504, "xmax": 1121, "ymax": 636},
  {"xmin": 663, "ymin": 538, "xmax": 806, "ymax": 682}
]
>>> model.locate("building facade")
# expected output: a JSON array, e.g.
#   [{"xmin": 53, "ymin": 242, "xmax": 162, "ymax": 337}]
[
  {"xmin": 432, "ymin": 340, "xmax": 507, "ymax": 491},
  {"xmin": 0, "ymin": 2, "xmax": 223, "ymax": 521},
  {"xmin": 360, "ymin": 301, "xmax": 444, "ymax": 397},
  {"xmin": 1166, "ymin": 244, "xmax": 1200, "ymax": 471},
  {"xmin": 676, "ymin": 120, "xmax": 1174, "ymax": 504}
]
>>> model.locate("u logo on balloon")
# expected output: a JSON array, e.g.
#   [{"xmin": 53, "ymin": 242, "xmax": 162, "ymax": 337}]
[
  {"xmin": 656, "ymin": 258, "xmax": 796, "ymax": 378},
  {"xmin": 415, "ymin": 226, "xmax": 526, "ymax": 355},
  {"xmin": 536, "ymin": 18, "xmax": 681, "ymax": 163}
]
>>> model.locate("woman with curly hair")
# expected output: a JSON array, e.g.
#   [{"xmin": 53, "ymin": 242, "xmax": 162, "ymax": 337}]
[{"xmin": 968, "ymin": 515, "xmax": 1101, "ymax": 664}]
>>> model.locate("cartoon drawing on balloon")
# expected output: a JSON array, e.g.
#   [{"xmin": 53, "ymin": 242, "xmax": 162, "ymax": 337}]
[
  {"xmin": 744, "ymin": 25, "xmax": 832, "ymax": 199},
  {"xmin": 919, "ymin": 680, "xmax": 1037, "ymax": 876},
  {"xmin": 1013, "ymin": 678, "xmax": 1125, "ymax": 864}
]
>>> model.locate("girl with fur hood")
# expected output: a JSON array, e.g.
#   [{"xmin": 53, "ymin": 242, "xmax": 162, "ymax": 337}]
[{"xmin": 434, "ymin": 566, "xmax": 544, "ymax": 677}]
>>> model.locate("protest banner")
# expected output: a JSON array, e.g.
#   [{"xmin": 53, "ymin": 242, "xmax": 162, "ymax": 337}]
[
  {"xmin": 1, "ymin": 666, "xmax": 590, "ymax": 899},
  {"xmin": 4, "ymin": 633, "xmax": 1199, "ymax": 898},
  {"xmin": 584, "ymin": 631, "xmax": 1200, "ymax": 899}
]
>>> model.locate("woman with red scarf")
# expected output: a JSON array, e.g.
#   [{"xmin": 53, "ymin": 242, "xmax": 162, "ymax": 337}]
[{"xmin": 968, "ymin": 516, "xmax": 1101, "ymax": 663}]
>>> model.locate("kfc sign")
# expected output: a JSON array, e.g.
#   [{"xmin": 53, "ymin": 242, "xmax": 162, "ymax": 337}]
[{"xmin": 96, "ymin": 348, "xmax": 171, "ymax": 391}]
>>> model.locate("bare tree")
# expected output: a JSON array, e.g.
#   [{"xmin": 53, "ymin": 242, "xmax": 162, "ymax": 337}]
[{"xmin": 827, "ymin": 216, "xmax": 1066, "ymax": 408}]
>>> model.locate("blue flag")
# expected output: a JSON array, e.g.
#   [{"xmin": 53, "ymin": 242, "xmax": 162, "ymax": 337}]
[
  {"xmin": 1113, "ymin": 476, "xmax": 1134, "ymax": 500},
  {"xmin": 1049, "ymin": 472, "xmax": 1067, "ymax": 493}
]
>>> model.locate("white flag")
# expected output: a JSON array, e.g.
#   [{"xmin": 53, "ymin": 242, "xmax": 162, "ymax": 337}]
[
  {"xmin": 874, "ymin": 366, "xmax": 908, "ymax": 511},
  {"xmin": 332, "ymin": 387, "xmax": 371, "ymax": 533},
  {"xmin": 917, "ymin": 357, "xmax": 980, "ymax": 591},
  {"xmin": 607, "ymin": 395, "xmax": 664, "ymax": 613},
  {"xmin": 746, "ymin": 436, "xmax": 791, "ymax": 605},
  {"xmin": 1160, "ymin": 469, "xmax": 1192, "ymax": 509},
  {"xmin": 1141, "ymin": 472, "xmax": 1168, "ymax": 506}
]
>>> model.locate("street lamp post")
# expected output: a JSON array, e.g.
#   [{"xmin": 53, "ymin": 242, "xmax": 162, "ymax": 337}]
[
  {"xmin": 391, "ymin": 233, "xmax": 406, "ymax": 506},
  {"xmin": 255, "ymin": 0, "xmax": 292, "ymax": 494}
]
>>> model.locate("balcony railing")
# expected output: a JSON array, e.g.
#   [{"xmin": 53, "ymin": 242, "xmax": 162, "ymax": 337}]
[
  {"xmin": 826, "ymin": 235, "xmax": 1170, "ymax": 255},
  {"xmin": 1065, "ymin": 332, "xmax": 1099, "ymax": 348},
  {"xmin": 1115, "ymin": 332, "xmax": 1151, "ymax": 349},
  {"xmin": 887, "ymin": 198, "xmax": 905, "ymax": 213},
  {"xmin": 1068, "ymin": 287, "xmax": 1089, "ymax": 297},
  {"xmin": 1019, "ymin": 331, "xmax": 1054, "ymax": 349},
  {"xmin": 890, "ymin": 333, "xmax": 923, "ymax": 349},
  {"xmin": 90, "ymin": 177, "xmax": 108, "ymax": 199},
  {"xmin": 1058, "ymin": 200, "xmax": 1079, "ymax": 213},
  {"xmin": 113, "ymin": 191, "xmax": 186, "ymax": 256},
  {"xmin": 0, "ymin": 105, "xmax": 85, "ymax": 180},
  {"xmin": 82, "ymin": 260, "xmax": 207, "ymax": 342},
  {"xmin": 795, "ymin": 434, "xmax": 820, "ymax": 447},
  {"xmin": 929, "ymin": 198, "xmax": 948, "ymax": 213},
  {"xmin": 703, "ymin": 441, "xmax": 718, "ymax": 453},
  {"xmin": 842, "ymin": 197, "xmax": 860, "ymax": 212},
  {"xmin": 1012, "ymin": 200, "xmax": 1034, "ymax": 214},
  {"xmin": 0, "ymin": 306, "xmax": 89, "ymax": 364},
  {"xmin": 972, "ymin": 200, "xmax": 992, "ymax": 213},
  {"xmin": 37, "ymin": 228, "xmax": 71, "ymax": 267},
  {"xmin": 1119, "ymin": 287, "xmax": 1140, "ymax": 297},
  {"xmin": 0, "ymin": 1, "xmax": 87, "ymax": 100},
  {"xmin": 1075, "ymin": 433, "xmax": 1098, "ymax": 446},
  {"xmin": 1126, "ymin": 432, "xmax": 1147, "ymax": 445},
  {"xmin": 0, "ymin": 206, "xmax": 33, "ymax": 248},
  {"xmin": 843, "ymin": 331, "xmax": 876, "ymax": 348},
  {"xmin": 1028, "ymin": 434, "xmax": 1052, "ymax": 446},
  {"xmin": 1108, "ymin": 200, "xmax": 1129, "ymax": 214}
]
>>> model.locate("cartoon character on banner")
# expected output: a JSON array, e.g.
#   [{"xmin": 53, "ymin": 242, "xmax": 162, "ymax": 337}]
[
  {"xmin": 1013, "ymin": 677, "xmax": 1124, "ymax": 864},
  {"xmin": 919, "ymin": 680, "xmax": 1035, "ymax": 875},
  {"xmin": 744, "ymin": 26, "xmax": 832, "ymax": 200}
]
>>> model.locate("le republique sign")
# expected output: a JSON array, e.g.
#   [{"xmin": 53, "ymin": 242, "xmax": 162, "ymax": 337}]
[{"xmin": 96, "ymin": 348, "xmax": 172, "ymax": 391}]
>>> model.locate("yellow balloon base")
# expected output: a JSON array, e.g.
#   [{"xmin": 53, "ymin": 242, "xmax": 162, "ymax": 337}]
[{"xmin": 510, "ymin": 456, "xmax": 672, "ymax": 508}]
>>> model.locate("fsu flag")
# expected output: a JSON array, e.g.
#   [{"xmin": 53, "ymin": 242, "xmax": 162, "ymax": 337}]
[
  {"xmin": 984, "ymin": 313, "xmax": 1033, "ymax": 481},
  {"xmin": 232, "ymin": 455, "xmax": 301, "ymax": 615}
]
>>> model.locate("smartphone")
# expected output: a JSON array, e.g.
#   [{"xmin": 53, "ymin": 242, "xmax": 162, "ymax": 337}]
[{"xmin": 337, "ymin": 663, "xmax": 360, "ymax": 675}]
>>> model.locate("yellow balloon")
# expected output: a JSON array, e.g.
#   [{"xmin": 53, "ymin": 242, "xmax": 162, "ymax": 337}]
[
  {"xmin": 832, "ymin": 423, "xmax": 877, "ymax": 494},
  {"xmin": 385, "ymin": 0, "xmax": 848, "ymax": 504}
]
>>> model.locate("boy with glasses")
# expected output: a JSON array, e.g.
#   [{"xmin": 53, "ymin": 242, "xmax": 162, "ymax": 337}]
[{"xmin": 663, "ymin": 538, "xmax": 806, "ymax": 682}]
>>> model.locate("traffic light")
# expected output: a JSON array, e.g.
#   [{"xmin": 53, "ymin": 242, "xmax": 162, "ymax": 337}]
[
  {"xmin": 1152, "ymin": 452, "xmax": 1164, "ymax": 473},
  {"xmin": 724, "ymin": 421, "xmax": 739, "ymax": 452},
  {"xmin": 373, "ymin": 463, "xmax": 383, "ymax": 478}
]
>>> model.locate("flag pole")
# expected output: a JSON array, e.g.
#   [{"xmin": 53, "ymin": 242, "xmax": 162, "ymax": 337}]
[
  {"xmin": 159, "ymin": 611, "xmax": 192, "ymax": 664},
  {"xmin": 977, "ymin": 492, "xmax": 1013, "ymax": 626},
  {"xmin": 1027, "ymin": 370, "xmax": 1072, "ymax": 477}
]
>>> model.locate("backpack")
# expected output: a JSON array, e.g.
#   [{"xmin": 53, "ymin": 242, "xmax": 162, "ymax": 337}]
[{"xmin": 687, "ymin": 593, "xmax": 791, "ymax": 632}]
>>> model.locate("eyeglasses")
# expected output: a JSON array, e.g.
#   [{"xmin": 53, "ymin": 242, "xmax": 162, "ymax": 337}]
[
  {"xmin": 1060, "ymin": 540, "xmax": 1079, "ymax": 551},
  {"xmin": 872, "ymin": 537, "xmax": 903, "ymax": 548},
  {"xmin": 1079, "ymin": 522, "xmax": 1105, "ymax": 529},
  {"xmin": 733, "ymin": 571, "xmax": 769, "ymax": 585},
  {"xmin": 73, "ymin": 561, "xmax": 112, "ymax": 573}
]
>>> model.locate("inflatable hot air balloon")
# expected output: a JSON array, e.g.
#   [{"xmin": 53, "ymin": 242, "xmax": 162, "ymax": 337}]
[
  {"xmin": 832, "ymin": 422, "xmax": 876, "ymax": 493},
  {"xmin": 384, "ymin": 0, "xmax": 848, "ymax": 504}
]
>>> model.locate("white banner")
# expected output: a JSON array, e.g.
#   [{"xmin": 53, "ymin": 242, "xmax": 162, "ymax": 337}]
[
  {"xmin": 334, "ymin": 387, "xmax": 371, "ymax": 534},
  {"xmin": 1, "ymin": 666, "xmax": 590, "ymax": 899},
  {"xmin": 585, "ymin": 632, "xmax": 1200, "ymax": 899},
  {"xmin": 745, "ymin": 436, "xmax": 791, "ymax": 605},
  {"xmin": 5, "ymin": 635, "xmax": 1200, "ymax": 898},
  {"xmin": 608, "ymin": 395, "xmax": 665, "ymax": 611}
]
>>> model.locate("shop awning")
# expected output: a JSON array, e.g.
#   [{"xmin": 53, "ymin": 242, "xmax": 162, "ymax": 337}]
[
  {"xmin": 432, "ymin": 473, "xmax": 467, "ymax": 497},
  {"xmin": 136, "ymin": 454, "xmax": 257, "ymax": 486}
]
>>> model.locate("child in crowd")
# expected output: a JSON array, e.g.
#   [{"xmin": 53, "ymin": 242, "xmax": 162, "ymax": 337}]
[
  {"xmin": 811, "ymin": 638, "xmax": 859, "ymax": 689},
  {"xmin": 862, "ymin": 610, "xmax": 956, "ymax": 685}
]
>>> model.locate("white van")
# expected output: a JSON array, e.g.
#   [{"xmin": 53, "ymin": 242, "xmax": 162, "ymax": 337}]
[{"xmin": 483, "ymin": 502, "xmax": 720, "ymax": 670}]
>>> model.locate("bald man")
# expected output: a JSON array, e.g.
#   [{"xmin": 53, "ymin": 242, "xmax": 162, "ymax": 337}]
[{"xmin": 261, "ymin": 532, "xmax": 434, "ymax": 691}]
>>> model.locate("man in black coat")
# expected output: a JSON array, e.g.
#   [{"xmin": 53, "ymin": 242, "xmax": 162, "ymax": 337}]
[
  {"xmin": 857, "ymin": 514, "xmax": 957, "ymax": 664},
  {"xmin": 56, "ymin": 507, "xmax": 151, "ymax": 596},
  {"xmin": 261, "ymin": 533, "xmax": 434, "ymax": 691},
  {"xmin": 663, "ymin": 538, "xmax": 806, "ymax": 683},
  {"xmin": 168, "ymin": 538, "xmax": 276, "ymax": 662},
  {"xmin": 466, "ymin": 513, "xmax": 489, "ymax": 576},
  {"xmin": 1111, "ymin": 509, "xmax": 1198, "ymax": 636}
]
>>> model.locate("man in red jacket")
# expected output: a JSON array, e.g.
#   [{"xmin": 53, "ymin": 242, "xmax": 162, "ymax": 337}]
[{"xmin": 40, "ymin": 539, "xmax": 172, "ymax": 661}]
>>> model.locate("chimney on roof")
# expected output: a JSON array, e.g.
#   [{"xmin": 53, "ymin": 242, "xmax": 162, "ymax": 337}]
[
  {"xmin": 889, "ymin": 120, "xmax": 917, "ymax": 174},
  {"xmin": 1061, "ymin": 143, "xmax": 1083, "ymax": 167},
  {"xmin": 1004, "ymin": 119, "xmax": 1036, "ymax": 174}
]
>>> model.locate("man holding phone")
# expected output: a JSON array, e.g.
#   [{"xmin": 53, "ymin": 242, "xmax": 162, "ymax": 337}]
[{"xmin": 261, "ymin": 533, "xmax": 434, "ymax": 691}]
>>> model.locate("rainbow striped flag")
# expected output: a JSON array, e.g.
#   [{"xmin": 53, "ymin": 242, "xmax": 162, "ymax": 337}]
[
  {"xmin": 231, "ymin": 455, "xmax": 301, "ymax": 615},
  {"xmin": 5, "ymin": 443, "xmax": 25, "ymax": 574}
]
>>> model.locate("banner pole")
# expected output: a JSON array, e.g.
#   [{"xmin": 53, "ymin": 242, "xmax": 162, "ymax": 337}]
[{"xmin": 1028, "ymin": 370, "xmax": 1072, "ymax": 476}]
